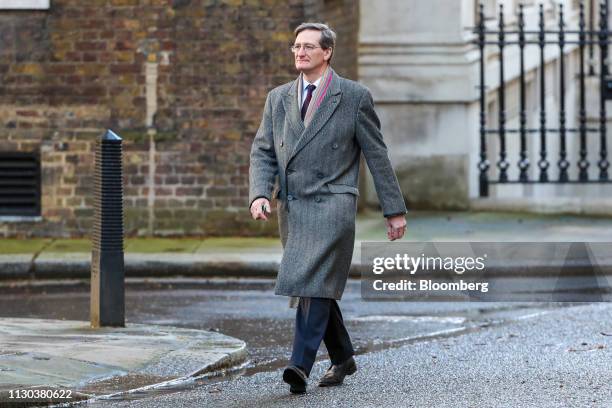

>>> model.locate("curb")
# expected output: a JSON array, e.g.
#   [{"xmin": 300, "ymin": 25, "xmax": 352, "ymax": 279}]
[
  {"xmin": 4, "ymin": 256, "xmax": 612, "ymax": 281},
  {"xmin": 0, "ymin": 254, "xmax": 284, "ymax": 281},
  {"xmin": 4, "ymin": 254, "xmax": 612, "ymax": 280},
  {"xmin": 77, "ymin": 338, "xmax": 249, "ymax": 406},
  {"xmin": 71, "ymin": 338, "xmax": 248, "ymax": 407}
]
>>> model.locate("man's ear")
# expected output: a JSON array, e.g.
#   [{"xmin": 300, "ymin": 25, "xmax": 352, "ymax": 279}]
[{"xmin": 324, "ymin": 47, "xmax": 332, "ymax": 62}]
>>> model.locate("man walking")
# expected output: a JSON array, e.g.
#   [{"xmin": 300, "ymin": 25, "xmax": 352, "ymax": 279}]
[{"xmin": 249, "ymin": 22, "xmax": 407, "ymax": 394}]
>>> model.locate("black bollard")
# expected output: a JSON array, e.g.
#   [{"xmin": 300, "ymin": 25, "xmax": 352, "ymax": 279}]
[{"xmin": 91, "ymin": 129, "xmax": 125, "ymax": 328}]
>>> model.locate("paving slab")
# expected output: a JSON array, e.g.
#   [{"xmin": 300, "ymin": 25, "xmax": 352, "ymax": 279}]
[{"xmin": 0, "ymin": 318, "xmax": 246, "ymax": 404}]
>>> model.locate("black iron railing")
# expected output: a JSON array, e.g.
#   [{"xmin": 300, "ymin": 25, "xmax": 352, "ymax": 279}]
[{"xmin": 476, "ymin": 1, "xmax": 612, "ymax": 197}]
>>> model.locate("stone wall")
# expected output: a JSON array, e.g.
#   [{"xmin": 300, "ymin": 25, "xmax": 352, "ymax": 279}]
[
  {"xmin": 0, "ymin": 0, "xmax": 358, "ymax": 237},
  {"xmin": 304, "ymin": 0, "xmax": 359, "ymax": 80}
]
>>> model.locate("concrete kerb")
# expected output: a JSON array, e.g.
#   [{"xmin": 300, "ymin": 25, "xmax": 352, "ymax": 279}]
[
  {"xmin": 3, "ymin": 251, "xmax": 612, "ymax": 281},
  {"xmin": 0, "ymin": 318, "xmax": 247, "ymax": 406},
  {"xmin": 0, "ymin": 253, "xmax": 284, "ymax": 280}
]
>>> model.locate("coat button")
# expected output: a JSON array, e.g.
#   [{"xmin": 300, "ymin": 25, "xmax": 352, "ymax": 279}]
[
  {"xmin": 287, "ymin": 194, "xmax": 294, "ymax": 201},
  {"xmin": 316, "ymin": 172, "xmax": 324, "ymax": 179},
  {"xmin": 280, "ymin": 140, "xmax": 284, "ymax": 147},
  {"xmin": 315, "ymin": 196, "xmax": 321, "ymax": 203},
  {"xmin": 332, "ymin": 143, "xmax": 339, "ymax": 149}
]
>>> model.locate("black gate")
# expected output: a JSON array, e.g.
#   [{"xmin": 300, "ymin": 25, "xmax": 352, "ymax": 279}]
[{"xmin": 475, "ymin": 0, "xmax": 612, "ymax": 196}]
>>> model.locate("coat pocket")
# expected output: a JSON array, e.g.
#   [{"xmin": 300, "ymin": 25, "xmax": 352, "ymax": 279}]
[{"xmin": 327, "ymin": 183, "xmax": 360, "ymax": 196}]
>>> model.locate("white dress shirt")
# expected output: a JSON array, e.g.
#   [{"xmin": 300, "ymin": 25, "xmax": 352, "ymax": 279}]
[{"xmin": 301, "ymin": 77, "xmax": 322, "ymax": 108}]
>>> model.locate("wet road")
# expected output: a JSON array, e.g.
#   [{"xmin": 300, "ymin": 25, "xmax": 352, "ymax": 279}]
[
  {"xmin": 100, "ymin": 302, "xmax": 612, "ymax": 408},
  {"xmin": 0, "ymin": 278, "xmax": 584, "ymax": 405}
]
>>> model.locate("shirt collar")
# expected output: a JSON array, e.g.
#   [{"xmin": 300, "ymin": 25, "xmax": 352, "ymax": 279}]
[{"xmin": 302, "ymin": 76, "xmax": 322, "ymax": 93}]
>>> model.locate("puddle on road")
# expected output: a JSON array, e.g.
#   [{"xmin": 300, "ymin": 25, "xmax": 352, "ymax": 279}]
[
  {"xmin": 353, "ymin": 315, "xmax": 466, "ymax": 324},
  {"xmin": 83, "ymin": 363, "xmax": 251, "ymax": 405}
]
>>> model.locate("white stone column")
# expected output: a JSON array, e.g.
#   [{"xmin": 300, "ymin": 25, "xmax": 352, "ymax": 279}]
[
  {"xmin": 358, "ymin": 0, "xmax": 480, "ymax": 210},
  {"xmin": 358, "ymin": 0, "xmax": 599, "ymax": 212}
]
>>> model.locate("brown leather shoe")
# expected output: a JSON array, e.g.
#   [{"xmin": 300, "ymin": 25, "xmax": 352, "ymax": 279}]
[
  {"xmin": 318, "ymin": 356, "xmax": 357, "ymax": 387},
  {"xmin": 283, "ymin": 365, "xmax": 307, "ymax": 394}
]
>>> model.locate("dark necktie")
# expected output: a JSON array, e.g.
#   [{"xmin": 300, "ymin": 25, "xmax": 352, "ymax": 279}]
[{"xmin": 301, "ymin": 84, "xmax": 316, "ymax": 121}]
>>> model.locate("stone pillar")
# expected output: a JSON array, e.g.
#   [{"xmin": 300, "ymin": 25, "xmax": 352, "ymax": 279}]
[{"xmin": 358, "ymin": 0, "xmax": 479, "ymax": 210}]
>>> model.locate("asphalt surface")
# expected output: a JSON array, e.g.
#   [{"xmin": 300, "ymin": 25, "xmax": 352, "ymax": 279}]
[
  {"xmin": 1, "ymin": 279, "xmax": 610, "ymax": 407},
  {"xmin": 91, "ymin": 302, "xmax": 612, "ymax": 408}
]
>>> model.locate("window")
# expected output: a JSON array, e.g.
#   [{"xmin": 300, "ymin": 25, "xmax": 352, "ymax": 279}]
[{"xmin": 0, "ymin": 152, "xmax": 41, "ymax": 217}]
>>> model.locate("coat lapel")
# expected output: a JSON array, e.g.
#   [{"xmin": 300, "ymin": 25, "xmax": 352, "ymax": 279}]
[
  {"xmin": 288, "ymin": 69, "xmax": 342, "ymax": 163},
  {"xmin": 281, "ymin": 78, "xmax": 304, "ymax": 140}
]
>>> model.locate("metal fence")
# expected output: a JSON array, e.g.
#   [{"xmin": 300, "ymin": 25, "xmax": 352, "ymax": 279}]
[{"xmin": 476, "ymin": 0, "xmax": 612, "ymax": 197}]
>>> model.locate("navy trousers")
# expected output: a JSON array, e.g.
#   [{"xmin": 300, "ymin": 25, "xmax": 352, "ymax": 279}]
[{"xmin": 289, "ymin": 297, "xmax": 354, "ymax": 376}]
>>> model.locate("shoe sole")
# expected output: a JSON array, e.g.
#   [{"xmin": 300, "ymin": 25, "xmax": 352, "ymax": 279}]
[
  {"xmin": 283, "ymin": 369, "xmax": 306, "ymax": 394},
  {"xmin": 318, "ymin": 362, "xmax": 357, "ymax": 387}
]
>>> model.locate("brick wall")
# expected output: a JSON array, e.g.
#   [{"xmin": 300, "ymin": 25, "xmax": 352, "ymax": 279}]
[{"xmin": 0, "ymin": 0, "xmax": 359, "ymax": 237}]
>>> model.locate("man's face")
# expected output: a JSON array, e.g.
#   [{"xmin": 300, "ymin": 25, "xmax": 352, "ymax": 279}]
[{"xmin": 293, "ymin": 29, "xmax": 332, "ymax": 74}]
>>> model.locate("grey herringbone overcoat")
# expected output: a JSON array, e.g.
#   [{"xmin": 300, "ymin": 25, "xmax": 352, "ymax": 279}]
[{"xmin": 249, "ymin": 68, "xmax": 407, "ymax": 300}]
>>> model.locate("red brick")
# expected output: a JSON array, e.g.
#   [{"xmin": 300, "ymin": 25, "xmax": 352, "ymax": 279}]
[
  {"xmin": 0, "ymin": 0, "xmax": 348, "ymax": 238},
  {"xmin": 110, "ymin": 63, "xmax": 141, "ymax": 74},
  {"xmin": 75, "ymin": 41, "xmax": 107, "ymax": 51}
]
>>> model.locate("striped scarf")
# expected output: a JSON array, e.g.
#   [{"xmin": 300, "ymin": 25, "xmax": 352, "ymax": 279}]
[{"xmin": 297, "ymin": 67, "xmax": 334, "ymax": 128}]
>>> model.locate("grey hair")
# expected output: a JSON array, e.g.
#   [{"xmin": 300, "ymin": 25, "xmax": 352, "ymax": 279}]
[{"xmin": 294, "ymin": 22, "xmax": 336, "ymax": 61}]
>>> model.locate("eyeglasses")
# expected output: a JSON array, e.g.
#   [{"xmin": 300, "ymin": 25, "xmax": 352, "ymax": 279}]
[{"xmin": 290, "ymin": 43, "xmax": 323, "ymax": 53}]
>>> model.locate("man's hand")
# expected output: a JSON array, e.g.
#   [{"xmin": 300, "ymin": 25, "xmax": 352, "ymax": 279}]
[
  {"xmin": 250, "ymin": 197, "xmax": 271, "ymax": 221},
  {"xmin": 386, "ymin": 214, "xmax": 407, "ymax": 241}
]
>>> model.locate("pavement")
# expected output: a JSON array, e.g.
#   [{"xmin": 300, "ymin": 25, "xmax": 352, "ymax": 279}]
[
  {"xmin": 0, "ymin": 318, "xmax": 246, "ymax": 405},
  {"xmin": 1, "ymin": 210, "xmax": 612, "ymax": 406},
  {"xmin": 3, "ymin": 210, "xmax": 612, "ymax": 280}
]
